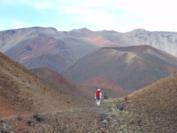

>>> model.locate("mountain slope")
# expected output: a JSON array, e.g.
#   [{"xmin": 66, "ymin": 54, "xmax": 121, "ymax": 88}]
[
  {"xmin": 3, "ymin": 27, "xmax": 98, "ymax": 72},
  {"xmin": 64, "ymin": 45, "xmax": 177, "ymax": 91},
  {"xmin": 32, "ymin": 68, "xmax": 93, "ymax": 102},
  {"xmin": 121, "ymin": 73, "xmax": 177, "ymax": 132},
  {"xmin": 1, "ymin": 68, "xmax": 177, "ymax": 132},
  {"xmin": 2, "ymin": 27, "xmax": 177, "ymax": 74},
  {"xmin": 82, "ymin": 76, "xmax": 128, "ymax": 98},
  {"xmin": 0, "ymin": 27, "xmax": 59, "ymax": 51},
  {"xmin": 0, "ymin": 52, "xmax": 87, "ymax": 117},
  {"xmin": 67, "ymin": 28, "xmax": 177, "ymax": 57},
  {"xmin": 32, "ymin": 68, "xmax": 73, "ymax": 89},
  {"xmin": 124, "ymin": 29, "xmax": 177, "ymax": 56}
]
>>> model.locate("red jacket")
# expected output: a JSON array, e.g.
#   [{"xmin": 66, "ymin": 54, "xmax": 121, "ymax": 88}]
[{"xmin": 95, "ymin": 90, "xmax": 100, "ymax": 97}]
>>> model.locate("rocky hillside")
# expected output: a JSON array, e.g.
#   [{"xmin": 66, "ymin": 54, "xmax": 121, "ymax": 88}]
[
  {"xmin": 63, "ymin": 28, "xmax": 177, "ymax": 57},
  {"xmin": 1, "ymin": 27, "xmax": 177, "ymax": 74},
  {"xmin": 1, "ymin": 72, "xmax": 177, "ymax": 133},
  {"xmin": 124, "ymin": 73, "xmax": 177, "ymax": 132},
  {"xmin": 2, "ymin": 27, "xmax": 98, "ymax": 72},
  {"xmin": 32, "ymin": 68, "xmax": 93, "ymax": 102},
  {"xmin": 0, "ymin": 52, "xmax": 88, "ymax": 117},
  {"xmin": 64, "ymin": 45, "xmax": 177, "ymax": 91}
]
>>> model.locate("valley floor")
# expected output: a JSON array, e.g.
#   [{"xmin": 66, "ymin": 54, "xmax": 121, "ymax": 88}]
[{"xmin": 0, "ymin": 98, "xmax": 174, "ymax": 133}]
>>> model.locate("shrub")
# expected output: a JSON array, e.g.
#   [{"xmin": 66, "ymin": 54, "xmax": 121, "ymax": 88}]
[
  {"xmin": 33, "ymin": 113, "xmax": 44, "ymax": 122},
  {"xmin": 26, "ymin": 119, "xmax": 34, "ymax": 126},
  {"xmin": 16, "ymin": 115, "xmax": 23, "ymax": 121}
]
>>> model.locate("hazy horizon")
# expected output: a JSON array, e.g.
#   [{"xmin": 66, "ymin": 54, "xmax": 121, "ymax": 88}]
[{"xmin": 1, "ymin": 26, "xmax": 177, "ymax": 33}]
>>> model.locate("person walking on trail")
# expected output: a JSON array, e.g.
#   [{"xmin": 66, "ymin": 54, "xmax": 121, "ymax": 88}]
[{"xmin": 95, "ymin": 88, "xmax": 102, "ymax": 106}]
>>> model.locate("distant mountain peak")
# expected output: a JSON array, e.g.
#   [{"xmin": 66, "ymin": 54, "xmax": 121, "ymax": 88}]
[
  {"xmin": 129, "ymin": 28, "xmax": 148, "ymax": 33},
  {"xmin": 25, "ymin": 27, "xmax": 59, "ymax": 34},
  {"xmin": 64, "ymin": 44, "xmax": 177, "ymax": 91},
  {"xmin": 103, "ymin": 45, "xmax": 155, "ymax": 52},
  {"xmin": 71, "ymin": 28, "xmax": 93, "ymax": 33},
  {"xmin": 1, "ymin": 26, "xmax": 58, "ymax": 32},
  {"xmin": 107, "ymin": 45, "xmax": 176, "ymax": 60},
  {"xmin": 100, "ymin": 29, "xmax": 118, "ymax": 33}
]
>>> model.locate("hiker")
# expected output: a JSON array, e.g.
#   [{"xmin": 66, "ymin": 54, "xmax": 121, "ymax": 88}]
[{"xmin": 95, "ymin": 88, "xmax": 102, "ymax": 106}]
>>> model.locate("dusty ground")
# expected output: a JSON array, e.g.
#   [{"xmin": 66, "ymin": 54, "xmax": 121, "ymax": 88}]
[
  {"xmin": 0, "ymin": 100, "xmax": 150, "ymax": 133},
  {"xmin": 1, "ymin": 95, "xmax": 176, "ymax": 133},
  {"xmin": 0, "ymin": 52, "xmax": 177, "ymax": 133}
]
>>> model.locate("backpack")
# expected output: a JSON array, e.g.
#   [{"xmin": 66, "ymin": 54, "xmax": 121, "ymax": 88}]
[{"xmin": 96, "ymin": 90, "xmax": 100, "ymax": 97}]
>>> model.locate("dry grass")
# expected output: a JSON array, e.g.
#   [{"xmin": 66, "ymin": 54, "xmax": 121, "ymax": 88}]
[
  {"xmin": 0, "ymin": 52, "xmax": 90, "ymax": 118},
  {"xmin": 1, "ymin": 52, "xmax": 177, "ymax": 132},
  {"xmin": 122, "ymin": 74, "xmax": 177, "ymax": 132}
]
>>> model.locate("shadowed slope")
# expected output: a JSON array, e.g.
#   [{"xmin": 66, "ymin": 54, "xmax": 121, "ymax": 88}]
[
  {"xmin": 32, "ymin": 68, "xmax": 92, "ymax": 103},
  {"xmin": 0, "ymin": 52, "xmax": 88, "ymax": 117}
]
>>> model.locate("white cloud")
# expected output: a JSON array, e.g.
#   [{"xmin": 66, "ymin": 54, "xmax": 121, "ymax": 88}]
[
  {"xmin": 29, "ymin": 1, "xmax": 54, "ymax": 10},
  {"xmin": 112, "ymin": 0, "xmax": 177, "ymax": 31},
  {"xmin": 54, "ymin": 0, "xmax": 177, "ymax": 31},
  {"xmin": 1, "ymin": 0, "xmax": 177, "ymax": 31}
]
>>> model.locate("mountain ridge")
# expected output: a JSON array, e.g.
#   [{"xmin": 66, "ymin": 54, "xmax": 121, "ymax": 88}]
[
  {"xmin": 2, "ymin": 26, "xmax": 177, "ymax": 74},
  {"xmin": 63, "ymin": 45, "xmax": 177, "ymax": 91}
]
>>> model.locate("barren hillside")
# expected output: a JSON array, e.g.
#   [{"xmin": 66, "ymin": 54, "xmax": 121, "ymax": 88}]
[
  {"xmin": 124, "ymin": 73, "xmax": 177, "ymax": 132},
  {"xmin": 32, "ymin": 68, "xmax": 93, "ymax": 103},
  {"xmin": 0, "ymin": 52, "xmax": 88, "ymax": 117},
  {"xmin": 64, "ymin": 45, "xmax": 177, "ymax": 91},
  {"xmin": 0, "ymin": 73, "xmax": 177, "ymax": 132},
  {"xmin": 2, "ymin": 27, "xmax": 177, "ymax": 74}
]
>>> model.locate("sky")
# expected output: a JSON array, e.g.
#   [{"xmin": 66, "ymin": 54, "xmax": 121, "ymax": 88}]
[{"xmin": 0, "ymin": 0, "xmax": 177, "ymax": 32}]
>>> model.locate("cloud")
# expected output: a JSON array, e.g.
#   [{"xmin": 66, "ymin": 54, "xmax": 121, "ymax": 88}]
[
  {"xmin": 114, "ymin": 0, "xmax": 176, "ymax": 31},
  {"xmin": 58, "ymin": 0, "xmax": 126, "ymax": 30},
  {"xmin": 53, "ymin": 0, "xmax": 177, "ymax": 31},
  {"xmin": 0, "ymin": 0, "xmax": 177, "ymax": 31},
  {"xmin": 28, "ymin": 1, "xmax": 54, "ymax": 10}
]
